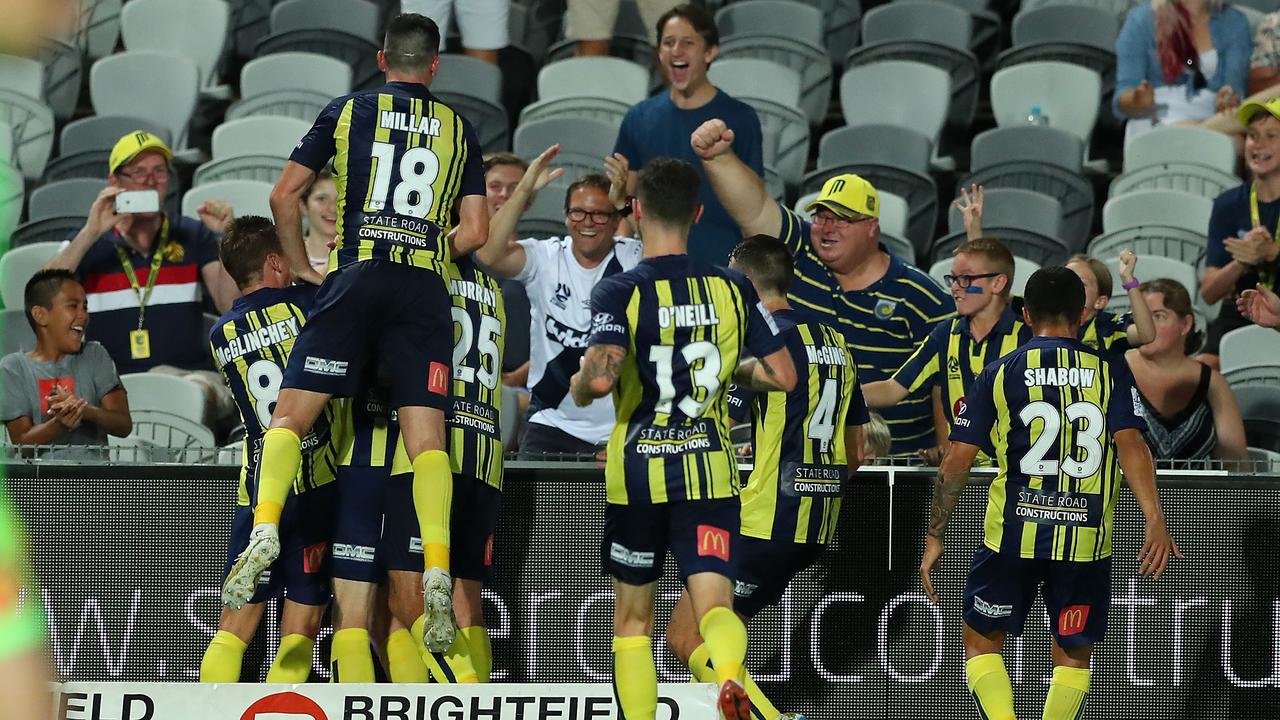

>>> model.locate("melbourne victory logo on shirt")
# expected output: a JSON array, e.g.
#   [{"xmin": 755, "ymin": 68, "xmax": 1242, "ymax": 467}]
[{"xmin": 551, "ymin": 282, "xmax": 571, "ymax": 310}]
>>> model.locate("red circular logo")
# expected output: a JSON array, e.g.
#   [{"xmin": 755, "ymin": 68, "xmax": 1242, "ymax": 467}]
[
  {"xmin": 241, "ymin": 692, "xmax": 328, "ymax": 720},
  {"xmin": 953, "ymin": 396, "xmax": 967, "ymax": 418}
]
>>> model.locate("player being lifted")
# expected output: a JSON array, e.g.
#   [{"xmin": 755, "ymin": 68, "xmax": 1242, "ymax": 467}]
[
  {"xmin": 222, "ymin": 14, "xmax": 488, "ymax": 654},
  {"xmin": 201, "ymin": 217, "xmax": 347, "ymax": 683},
  {"xmin": 569, "ymin": 158, "xmax": 797, "ymax": 720},
  {"xmin": 665, "ymin": 235, "xmax": 869, "ymax": 720},
  {"xmin": 920, "ymin": 266, "xmax": 1181, "ymax": 720}
]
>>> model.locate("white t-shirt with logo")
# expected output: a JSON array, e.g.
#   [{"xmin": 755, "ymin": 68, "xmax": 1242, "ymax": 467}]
[{"xmin": 515, "ymin": 235, "xmax": 644, "ymax": 443}]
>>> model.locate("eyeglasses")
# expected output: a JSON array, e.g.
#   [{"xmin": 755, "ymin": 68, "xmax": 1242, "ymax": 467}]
[
  {"xmin": 809, "ymin": 212, "xmax": 872, "ymax": 229},
  {"xmin": 944, "ymin": 272, "xmax": 1001, "ymax": 289},
  {"xmin": 566, "ymin": 207, "xmax": 617, "ymax": 223},
  {"xmin": 116, "ymin": 165, "xmax": 170, "ymax": 183}
]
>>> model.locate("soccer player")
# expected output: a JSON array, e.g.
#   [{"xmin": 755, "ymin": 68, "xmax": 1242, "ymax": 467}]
[
  {"xmin": 569, "ymin": 158, "xmax": 797, "ymax": 720},
  {"xmin": 920, "ymin": 266, "xmax": 1182, "ymax": 720},
  {"xmin": 665, "ymin": 235, "xmax": 869, "ymax": 720},
  {"xmin": 861, "ymin": 238, "xmax": 1031, "ymax": 463},
  {"xmin": 224, "ymin": 13, "xmax": 488, "ymax": 654},
  {"xmin": 201, "ymin": 216, "xmax": 346, "ymax": 683}
]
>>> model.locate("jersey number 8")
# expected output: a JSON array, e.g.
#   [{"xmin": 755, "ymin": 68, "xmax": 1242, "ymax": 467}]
[
  {"xmin": 367, "ymin": 141, "xmax": 440, "ymax": 217},
  {"xmin": 246, "ymin": 359, "xmax": 284, "ymax": 428},
  {"xmin": 1019, "ymin": 400, "xmax": 1105, "ymax": 478}
]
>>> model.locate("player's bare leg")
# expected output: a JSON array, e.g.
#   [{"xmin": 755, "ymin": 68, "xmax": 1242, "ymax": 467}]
[
  {"xmin": 398, "ymin": 405, "xmax": 456, "ymax": 653},
  {"xmin": 613, "ymin": 580, "xmax": 659, "ymax": 720},
  {"xmin": 388, "ymin": 569, "xmax": 480, "ymax": 683},
  {"xmin": 1044, "ymin": 640, "xmax": 1092, "ymax": 720},
  {"xmin": 223, "ymin": 388, "xmax": 332, "ymax": 609},
  {"xmin": 201, "ymin": 600, "xmax": 323, "ymax": 682},
  {"xmin": 687, "ymin": 572, "xmax": 750, "ymax": 720},
  {"xmin": 963, "ymin": 624, "xmax": 1014, "ymax": 720}
]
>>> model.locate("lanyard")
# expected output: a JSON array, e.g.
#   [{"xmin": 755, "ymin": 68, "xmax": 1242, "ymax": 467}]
[
  {"xmin": 113, "ymin": 217, "xmax": 169, "ymax": 330},
  {"xmin": 1248, "ymin": 184, "xmax": 1278, "ymax": 286}
]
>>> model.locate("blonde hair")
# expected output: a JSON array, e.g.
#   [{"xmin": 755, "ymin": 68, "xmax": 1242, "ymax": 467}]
[
  {"xmin": 863, "ymin": 412, "xmax": 891, "ymax": 461},
  {"xmin": 1068, "ymin": 253, "xmax": 1114, "ymax": 298}
]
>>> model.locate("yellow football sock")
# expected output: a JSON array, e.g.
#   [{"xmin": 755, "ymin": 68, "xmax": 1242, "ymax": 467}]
[
  {"xmin": 744, "ymin": 669, "xmax": 783, "ymax": 720},
  {"xmin": 698, "ymin": 606, "xmax": 747, "ymax": 685},
  {"xmin": 411, "ymin": 451, "xmax": 452, "ymax": 571},
  {"xmin": 966, "ymin": 653, "xmax": 1016, "ymax": 720},
  {"xmin": 199, "ymin": 630, "xmax": 246, "ymax": 682},
  {"xmin": 330, "ymin": 628, "xmax": 375, "ymax": 683},
  {"xmin": 612, "ymin": 635, "xmax": 657, "ymax": 720},
  {"xmin": 687, "ymin": 642, "xmax": 717, "ymax": 682},
  {"xmin": 252, "ymin": 428, "xmax": 302, "ymax": 526},
  {"xmin": 460, "ymin": 625, "xmax": 493, "ymax": 682},
  {"xmin": 1042, "ymin": 665, "xmax": 1090, "ymax": 720},
  {"xmin": 386, "ymin": 628, "xmax": 429, "ymax": 682},
  {"xmin": 266, "ymin": 633, "xmax": 314, "ymax": 683}
]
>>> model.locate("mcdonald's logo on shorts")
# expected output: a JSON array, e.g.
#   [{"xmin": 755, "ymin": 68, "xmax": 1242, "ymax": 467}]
[
  {"xmin": 240, "ymin": 691, "xmax": 328, "ymax": 720},
  {"xmin": 302, "ymin": 542, "xmax": 328, "ymax": 574},
  {"xmin": 428, "ymin": 361, "xmax": 449, "ymax": 395},
  {"xmin": 696, "ymin": 524, "xmax": 730, "ymax": 562},
  {"xmin": 1058, "ymin": 604, "xmax": 1090, "ymax": 636}
]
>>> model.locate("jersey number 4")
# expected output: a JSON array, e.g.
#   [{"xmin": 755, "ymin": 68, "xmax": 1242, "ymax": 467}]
[
  {"xmin": 1019, "ymin": 400, "xmax": 1105, "ymax": 478},
  {"xmin": 650, "ymin": 342, "xmax": 722, "ymax": 417},
  {"xmin": 452, "ymin": 308, "xmax": 501, "ymax": 390},
  {"xmin": 366, "ymin": 141, "xmax": 440, "ymax": 217}
]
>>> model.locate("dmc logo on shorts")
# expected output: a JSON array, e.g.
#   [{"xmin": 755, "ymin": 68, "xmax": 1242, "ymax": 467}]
[
  {"xmin": 697, "ymin": 525, "xmax": 730, "ymax": 562},
  {"xmin": 302, "ymin": 542, "xmax": 328, "ymax": 574},
  {"xmin": 304, "ymin": 357, "xmax": 348, "ymax": 376},
  {"xmin": 240, "ymin": 691, "xmax": 328, "ymax": 720},
  {"xmin": 733, "ymin": 580, "xmax": 758, "ymax": 598},
  {"xmin": 972, "ymin": 595, "xmax": 1012, "ymax": 618},
  {"xmin": 332, "ymin": 543, "xmax": 376, "ymax": 563},
  {"xmin": 429, "ymin": 361, "xmax": 449, "ymax": 395},
  {"xmin": 1058, "ymin": 604, "xmax": 1090, "ymax": 636},
  {"xmin": 609, "ymin": 542, "xmax": 655, "ymax": 568},
  {"xmin": 409, "ymin": 537, "xmax": 423, "ymax": 554}
]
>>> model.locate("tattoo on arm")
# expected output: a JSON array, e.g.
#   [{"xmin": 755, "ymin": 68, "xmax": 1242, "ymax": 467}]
[
  {"xmin": 738, "ymin": 356, "xmax": 784, "ymax": 392},
  {"xmin": 576, "ymin": 345, "xmax": 626, "ymax": 399},
  {"xmin": 928, "ymin": 468, "xmax": 968, "ymax": 538}
]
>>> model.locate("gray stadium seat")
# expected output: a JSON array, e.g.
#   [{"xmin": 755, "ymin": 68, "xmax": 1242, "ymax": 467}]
[
  {"xmin": 946, "ymin": 188, "xmax": 1063, "ymax": 238},
  {"xmin": 999, "ymin": 5, "xmax": 1118, "ymax": 92},
  {"xmin": 1108, "ymin": 163, "xmax": 1240, "ymax": 201},
  {"xmin": 971, "ymin": 125, "xmax": 1084, "ymax": 171},
  {"xmin": 182, "ymin": 180, "xmax": 273, "ymax": 221},
  {"xmin": 1088, "ymin": 225, "xmax": 1207, "ymax": 265},
  {"xmin": 121, "ymin": 373, "xmax": 207, "ymax": 422},
  {"xmin": 708, "ymin": 58, "xmax": 801, "ymax": 107},
  {"xmin": 10, "ymin": 217, "xmax": 89, "ymax": 249},
  {"xmin": 226, "ymin": 90, "xmax": 333, "ymax": 123},
  {"xmin": 990, "ymin": 62, "xmax": 1102, "ymax": 144},
  {"xmin": 717, "ymin": 35, "xmax": 831, "ymax": 125},
  {"xmin": 717, "ymin": 1, "xmax": 825, "ymax": 49},
  {"xmin": 517, "ymin": 189, "xmax": 568, "ymax": 239},
  {"xmin": 0, "ymin": 308, "xmax": 35, "ymax": 354},
  {"xmin": 1236, "ymin": 385, "xmax": 1280, "ymax": 453},
  {"xmin": 227, "ymin": 51, "xmax": 350, "ymax": 122},
  {"xmin": 433, "ymin": 55, "xmax": 509, "ymax": 153},
  {"xmin": 791, "ymin": 0, "xmax": 864, "ymax": 61},
  {"xmin": 1019, "ymin": 0, "xmax": 1136, "ymax": 18},
  {"xmin": 60, "ymin": 115, "xmax": 173, "ymax": 156},
  {"xmin": 513, "ymin": 117, "xmax": 617, "ymax": 170},
  {"xmin": 257, "ymin": 3, "xmax": 379, "ymax": 90},
  {"xmin": 74, "ymin": 0, "xmax": 124, "ymax": 59},
  {"xmin": 740, "ymin": 98, "xmax": 810, "ymax": 188},
  {"xmin": 1102, "ymin": 189, "xmax": 1213, "ymax": 235},
  {"xmin": 90, "ymin": 51, "xmax": 199, "ymax": 149},
  {"xmin": 121, "ymin": 0, "xmax": 230, "ymax": 94},
  {"xmin": 840, "ymin": 61, "xmax": 951, "ymax": 148},
  {"xmin": 124, "ymin": 409, "xmax": 217, "ymax": 456},
  {"xmin": 0, "ymin": 55, "xmax": 44, "ymax": 99},
  {"xmin": 193, "ymin": 116, "xmax": 308, "ymax": 185},
  {"xmin": 0, "ymin": 242, "xmax": 61, "ymax": 309},
  {"xmin": 1220, "ymin": 325, "xmax": 1280, "ymax": 375},
  {"xmin": 271, "ymin": 0, "xmax": 379, "ymax": 41},
  {"xmin": 518, "ymin": 97, "xmax": 630, "ymax": 136},
  {"xmin": 229, "ymin": 0, "xmax": 272, "ymax": 60},
  {"xmin": 901, "ymin": 0, "xmax": 1003, "ymax": 68},
  {"xmin": 40, "ymin": 39, "xmax": 82, "ymax": 121},
  {"xmin": 537, "ymin": 57, "xmax": 650, "ymax": 105},
  {"xmin": 1124, "ymin": 126, "xmax": 1237, "ymax": 175},
  {"xmin": 28, "ymin": 179, "xmax": 105, "ymax": 222},
  {"xmin": 0, "ymin": 90, "xmax": 54, "ymax": 180},
  {"xmin": 0, "ymin": 161, "xmax": 20, "ymax": 242},
  {"xmin": 863, "ymin": 0, "xmax": 971, "ymax": 50}
]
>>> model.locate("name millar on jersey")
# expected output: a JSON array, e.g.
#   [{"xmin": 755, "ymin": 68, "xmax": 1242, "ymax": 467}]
[
  {"xmin": 1024, "ymin": 367, "xmax": 1097, "ymax": 388},
  {"xmin": 658, "ymin": 303, "xmax": 719, "ymax": 329},
  {"xmin": 214, "ymin": 317, "xmax": 300, "ymax": 366},
  {"xmin": 450, "ymin": 278, "xmax": 497, "ymax": 308},
  {"xmin": 806, "ymin": 344, "xmax": 847, "ymax": 366},
  {"xmin": 378, "ymin": 110, "xmax": 442, "ymax": 136}
]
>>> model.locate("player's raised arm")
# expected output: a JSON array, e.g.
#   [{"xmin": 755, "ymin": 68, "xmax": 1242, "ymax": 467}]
[
  {"xmin": 920, "ymin": 440, "xmax": 981, "ymax": 604},
  {"xmin": 570, "ymin": 344, "xmax": 626, "ymax": 406},
  {"xmin": 691, "ymin": 119, "xmax": 782, "ymax": 239},
  {"xmin": 1114, "ymin": 428, "xmax": 1182, "ymax": 578},
  {"xmin": 476, "ymin": 145, "xmax": 565, "ymax": 278},
  {"xmin": 269, "ymin": 161, "xmax": 324, "ymax": 285}
]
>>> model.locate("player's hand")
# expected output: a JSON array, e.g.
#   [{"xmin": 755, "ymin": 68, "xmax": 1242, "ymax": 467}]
[
  {"xmin": 84, "ymin": 186, "xmax": 126, "ymax": 237},
  {"xmin": 197, "ymin": 200, "xmax": 235, "ymax": 233},
  {"xmin": 523, "ymin": 144, "xmax": 567, "ymax": 195},
  {"xmin": 917, "ymin": 444, "xmax": 947, "ymax": 466},
  {"xmin": 953, "ymin": 184, "xmax": 983, "ymax": 235},
  {"xmin": 690, "ymin": 119, "xmax": 735, "ymax": 160},
  {"xmin": 1216, "ymin": 84, "xmax": 1240, "ymax": 113},
  {"xmin": 920, "ymin": 535, "xmax": 945, "ymax": 604},
  {"xmin": 1137, "ymin": 514, "xmax": 1181, "ymax": 579},
  {"xmin": 51, "ymin": 397, "xmax": 87, "ymax": 430},
  {"xmin": 1238, "ymin": 283, "xmax": 1280, "ymax": 329},
  {"xmin": 604, "ymin": 153, "xmax": 630, "ymax": 210},
  {"xmin": 1118, "ymin": 248, "xmax": 1138, "ymax": 284}
]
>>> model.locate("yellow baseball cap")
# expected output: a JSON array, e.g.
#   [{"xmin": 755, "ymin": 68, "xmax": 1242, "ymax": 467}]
[
  {"xmin": 108, "ymin": 131, "xmax": 172, "ymax": 175},
  {"xmin": 804, "ymin": 173, "xmax": 879, "ymax": 219},
  {"xmin": 1238, "ymin": 96, "xmax": 1280, "ymax": 126}
]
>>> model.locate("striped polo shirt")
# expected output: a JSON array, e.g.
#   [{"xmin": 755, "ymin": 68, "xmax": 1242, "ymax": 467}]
[{"xmin": 776, "ymin": 206, "xmax": 952, "ymax": 455}]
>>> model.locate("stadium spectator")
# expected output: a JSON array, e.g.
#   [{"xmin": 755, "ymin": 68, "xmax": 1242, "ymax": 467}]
[
  {"xmin": 613, "ymin": 4, "xmax": 764, "ymax": 266},
  {"xmin": 1, "ymin": 270, "xmax": 132, "ymax": 449},
  {"xmin": 862, "ymin": 412, "xmax": 892, "ymax": 462},
  {"xmin": 1201, "ymin": 97, "xmax": 1280, "ymax": 367},
  {"xmin": 1238, "ymin": 281, "xmax": 1280, "ymax": 327},
  {"xmin": 476, "ymin": 146, "xmax": 641, "ymax": 455},
  {"xmin": 568, "ymin": 0, "xmax": 680, "ymax": 56},
  {"xmin": 1201, "ymin": 10, "xmax": 1280, "ymax": 135},
  {"xmin": 403, "ymin": 0, "xmax": 507, "ymax": 65},
  {"xmin": 1115, "ymin": 0, "xmax": 1250, "ymax": 140},
  {"xmin": 692, "ymin": 119, "xmax": 953, "ymax": 456},
  {"xmin": 1127, "ymin": 278, "xmax": 1247, "ymax": 465},
  {"xmin": 44, "ymin": 131, "xmax": 237, "ymax": 424},
  {"xmin": 301, "ymin": 168, "xmax": 336, "ymax": 274}
]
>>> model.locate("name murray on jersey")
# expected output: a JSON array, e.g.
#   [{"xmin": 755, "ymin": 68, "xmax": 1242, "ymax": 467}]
[
  {"xmin": 451, "ymin": 277, "xmax": 498, "ymax": 308},
  {"xmin": 213, "ymin": 317, "xmax": 301, "ymax": 367}
]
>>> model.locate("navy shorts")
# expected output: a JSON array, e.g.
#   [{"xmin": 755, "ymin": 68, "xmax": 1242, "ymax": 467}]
[
  {"xmin": 382, "ymin": 472, "xmax": 502, "ymax": 583},
  {"xmin": 223, "ymin": 482, "xmax": 337, "ymax": 606},
  {"xmin": 330, "ymin": 465, "xmax": 393, "ymax": 583},
  {"xmin": 281, "ymin": 260, "xmax": 452, "ymax": 411},
  {"xmin": 601, "ymin": 499, "xmax": 740, "ymax": 586},
  {"xmin": 733, "ymin": 536, "xmax": 826, "ymax": 618},
  {"xmin": 962, "ymin": 546, "xmax": 1112, "ymax": 649}
]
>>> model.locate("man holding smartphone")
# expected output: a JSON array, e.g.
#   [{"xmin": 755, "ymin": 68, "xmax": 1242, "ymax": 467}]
[{"xmin": 44, "ymin": 131, "xmax": 240, "ymax": 423}]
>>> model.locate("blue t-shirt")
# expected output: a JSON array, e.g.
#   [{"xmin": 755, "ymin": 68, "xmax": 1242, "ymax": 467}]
[
  {"xmin": 1206, "ymin": 183, "xmax": 1280, "ymax": 293},
  {"xmin": 613, "ymin": 90, "xmax": 764, "ymax": 266}
]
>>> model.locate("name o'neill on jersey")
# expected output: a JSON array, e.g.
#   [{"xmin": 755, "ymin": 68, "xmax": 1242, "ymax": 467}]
[
  {"xmin": 378, "ymin": 110, "xmax": 442, "ymax": 136},
  {"xmin": 1024, "ymin": 367, "xmax": 1097, "ymax": 388},
  {"xmin": 658, "ymin": 303, "xmax": 719, "ymax": 328},
  {"xmin": 213, "ymin": 317, "xmax": 301, "ymax": 366},
  {"xmin": 629, "ymin": 419, "xmax": 722, "ymax": 456}
]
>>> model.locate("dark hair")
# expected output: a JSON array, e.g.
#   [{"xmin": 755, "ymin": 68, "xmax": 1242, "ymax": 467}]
[
  {"xmin": 483, "ymin": 152, "xmax": 528, "ymax": 175},
  {"xmin": 636, "ymin": 158, "xmax": 701, "ymax": 228},
  {"xmin": 954, "ymin": 237, "xmax": 1015, "ymax": 298},
  {"xmin": 302, "ymin": 167, "xmax": 334, "ymax": 202},
  {"xmin": 24, "ymin": 269, "xmax": 80, "ymax": 332},
  {"xmin": 563, "ymin": 173, "xmax": 613, "ymax": 212},
  {"xmin": 1023, "ymin": 266, "xmax": 1085, "ymax": 327},
  {"xmin": 1139, "ymin": 277, "xmax": 1204, "ymax": 355},
  {"xmin": 219, "ymin": 216, "xmax": 283, "ymax": 290},
  {"xmin": 729, "ymin": 234, "xmax": 793, "ymax": 296},
  {"xmin": 656, "ymin": 4, "xmax": 719, "ymax": 48},
  {"xmin": 383, "ymin": 13, "xmax": 440, "ymax": 72},
  {"xmin": 1067, "ymin": 253, "xmax": 1113, "ymax": 298}
]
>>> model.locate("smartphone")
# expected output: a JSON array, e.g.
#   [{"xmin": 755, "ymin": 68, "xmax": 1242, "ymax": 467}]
[{"xmin": 114, "ymin": 190, "xmax": 161, "ymax": 214}]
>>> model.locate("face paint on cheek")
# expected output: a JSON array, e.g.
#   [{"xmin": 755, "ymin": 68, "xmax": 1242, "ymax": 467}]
[{"xmin": 964, "ymin": 286, "xmax": 984, "ymax": 295}]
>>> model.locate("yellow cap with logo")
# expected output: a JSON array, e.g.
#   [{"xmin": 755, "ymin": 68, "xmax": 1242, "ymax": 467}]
[
  {"xmin": 804, "ymin": 173, "xmax": 879, "ymax": 219},
  {"xmin": 1238, "ymin": 96, "xmax": 1280, "ymax": 126},
  {"xmin": 108, "ymin": 131, "xmax": 173, "ymax": 175}
]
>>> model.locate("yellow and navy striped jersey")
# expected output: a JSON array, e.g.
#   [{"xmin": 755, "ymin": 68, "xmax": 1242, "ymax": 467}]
[
  {"xmin": 892, "ymin": 305, "xmax": 1031, "ymax": 436},
  {"xmin": 448, "ymin": 255, "xmax": 506, "ymax": 489},
  {"xmin": 588, "ymin": 256, "xmax": 786, "ymax": 505},
  {"xmin": 950, "ymin": 337, "xmax": 1148, "ymax": 562},
  {"xmin": 209, "ymin": 285, "xmax": 344, "ymax": 506},
  {"xmin": 340, "ymin": 380, "xmax": 410, "ymax": 475},
  {"xmin": 1079, "ymin": 309, "xmax": 1132, "ymax": 359},
  {"xmin": 289, "ymin": 81, "xmax": 485, "ymax": 274},
  {"xmin": 775, "ymin": 207, "xmax": 953, "ymax": 456},
  {"xmin": 741, "ymin": 309, "xmax": 870, "ymax": 544}
]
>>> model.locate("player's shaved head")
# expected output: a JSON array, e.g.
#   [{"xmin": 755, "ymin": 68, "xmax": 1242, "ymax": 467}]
[
  {"xmin": 636, "ymin": 158, "xmax": 701, "ymax": 228},
  {"xmin": 383, "ymin": 13, "xmax": 440, "ymax": 73},
  {"xmin": 220, "ymin": 216, "xmax": 284, "ymax": 290},
  {"xmin": 24, "ymin": 268, "xmax": 79, "ymax": 332},
  {"xmin": 729, "ymin": 235, "xmax": 793, "ymax": 298},
  {"xmin": 1023, "ymin": 266, "xmax": 1086, "ymax": 328}
]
